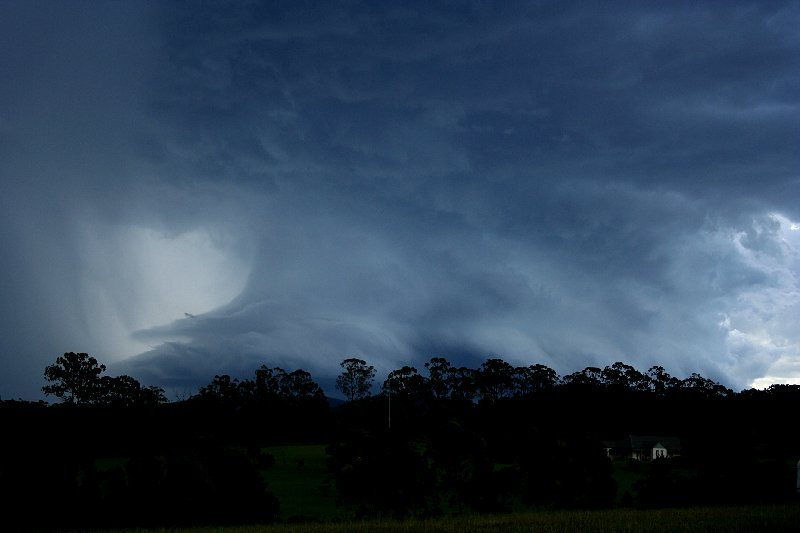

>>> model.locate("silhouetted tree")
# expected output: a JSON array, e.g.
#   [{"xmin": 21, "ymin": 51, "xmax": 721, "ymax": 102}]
[
  {"xmin": 383, "ymin": 366, "xmax": 426, "ymax": 398},
  {"xmin": 681, "ymin": 373, "xmax": 733, "ymax": 397},
  {"xmin": 425, "ymin": 357, "xmax": 455, "ymax": 399},
  {"xmin": 475, "ymin": 358, "xmax": 515, "ymax": 402},
  {"xmin": 420, "ymin": 358, "xmax": 476, "ymax": 402},
  {"xmin": 43, "ymin": 352, "xmax": 166, "ymax": 408},
  {"xmin": 561, "ymin": 366, "xmax": 603, "ymax": 388},
  {"xmin": 515, "ymin": 363, "xmax": 559, "ymax": 394},
  {"xmin": 197, "ymin": 374, "xmax": 242, "ymax": 406},
  {"xmin": 281, "ymin": 369, "xmax": 325, "ymax": 399},
  {"xmin": 99, "ymin": 375, "xmax": 167, "ymax": 407},
  {"xmin": 336, "ymin": 358, "xmax": 375, "ymax": 402},
  {"xmin": 450, "ymin": 366, "xmax": 477, "ymax": 402},
  {"xmin": 601, "ymin": 362, "xmax": 650, "ymax": 392},
  {"xmin": 243, "ymin": 365, "xmax": 325, "ymax": 402},
  {"xmin": 42, "ymin": 352, "xmax": 107, "ymax": 404},
  {"xmin": 647, "ymin": 365, "xmax": 681, "ymax": 395},
  {"xmin": 253, "ymin": 365, "xmax": 288, "ymax": 399}
]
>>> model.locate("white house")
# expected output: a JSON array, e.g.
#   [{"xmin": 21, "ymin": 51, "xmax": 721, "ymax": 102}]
[
  {"xmin": 629, "ymin": 435, "xmax": 681, "ymax": 460},
  {"xmin": 603, "ymin": 435, "xmax": 681, "ymax": 461}
]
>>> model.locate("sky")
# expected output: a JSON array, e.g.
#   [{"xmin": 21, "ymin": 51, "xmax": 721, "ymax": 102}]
[{"xmin": 1, "ymin": 1, "xmax": 798, "ymax": 401}]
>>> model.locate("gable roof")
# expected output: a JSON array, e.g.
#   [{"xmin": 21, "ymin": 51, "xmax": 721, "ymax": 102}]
[{"xmin": 630, "ymin": 435, "xmax": 681, "ymax": 451}]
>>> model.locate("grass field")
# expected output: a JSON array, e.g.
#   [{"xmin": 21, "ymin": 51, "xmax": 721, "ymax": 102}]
[
  {"xmin": 259, "ymin": 444, "xmax": 350, "ymax": 522},
  {"xmin": 82, "ymin": 445, "xmax": 800, "ymax": 532},
  {"xmin": 96, "ymin": 504, "xmax": 800, "ymax": 532}
]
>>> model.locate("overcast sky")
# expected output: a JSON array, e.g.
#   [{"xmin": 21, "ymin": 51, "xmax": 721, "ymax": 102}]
[{"xmin": 1, "ymin": 1, "xmax": 798, "ymax": 400}]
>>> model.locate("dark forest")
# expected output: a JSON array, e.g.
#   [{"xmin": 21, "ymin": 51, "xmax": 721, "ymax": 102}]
[{"xmin": 2, "ymin": 353, "xmax": 799, "ymax": 531}]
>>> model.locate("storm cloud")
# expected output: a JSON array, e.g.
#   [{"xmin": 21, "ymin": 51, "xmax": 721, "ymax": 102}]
[{"xmin": 1, "ymin": 1, "xmax": 798, "ymax": 400}]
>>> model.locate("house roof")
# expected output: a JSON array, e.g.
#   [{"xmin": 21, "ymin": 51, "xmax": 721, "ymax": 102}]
[{"xmin": 629, "ymin": 435, "xmax": 681, "ymax": 451}]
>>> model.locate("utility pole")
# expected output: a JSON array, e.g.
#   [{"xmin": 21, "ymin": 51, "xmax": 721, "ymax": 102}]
[{"xmin": 387, "ymin": 377, "xmax": 392, "ymax": 430}]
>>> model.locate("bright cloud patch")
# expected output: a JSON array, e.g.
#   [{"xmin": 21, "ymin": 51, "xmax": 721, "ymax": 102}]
[
  {"xmin": 77, "ymin": 225, "xmax": 250, "ymax": 360},
  {"xmin": 720, "ymin": 213, "xmax": 800, "ymax": 388},
  {"xmin": 127, "ymin": 227, "xmax": 250, "ymax": 323}
]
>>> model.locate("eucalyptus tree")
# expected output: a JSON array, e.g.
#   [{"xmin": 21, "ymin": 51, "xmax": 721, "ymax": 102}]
[
  {"xmin": 681, "ymin": 372, "xmax": 733, "ymax": 397},
  {"xmin": 424, "ymin": 357, "xmax": 455, "ymax": 399},
  {"xmin": 99, "ymin": 375, "xmax": 166, "ymax": 406},
  {"xmin": 253, "ymin": 365, "xmax": 288, "ymax": 399},
  {"xmin": 475, "ymin": 358, "xmax": 515, "ymax": 402},
  {"xmin": 561, "ymin": 366, "xmax": 603, "ymax": 388},
  {"xmin": 383, "ymin": 366, "xmax": 427, "ymax": 398},
  {"xmin": 515, "ymin": 363, "xmax": 559, "ymax": 394},
  {"xmin": 647, "ymin": 365, "xmax": 681, "ymax": 396},
  {"xmin": 42, "ymin": 352, "xmax": 165, "ymax": 406},
  {"xmin": 336, "ymin": 358, "xmax": 376, "ymax": 402},
  {"xmin": 281, "ymin": 369, "xmax": 325, "ymax": 399},
  {"xmin": 601, "ymin": 362, "xmax": 651, "ymax": 392},
  {"xmin": 197, "ymin": 374, "xmax": 242, "ymax": 406},
  {"xmin": 42, "ymin": 352, "xmax": 107, "ymax": 404}
]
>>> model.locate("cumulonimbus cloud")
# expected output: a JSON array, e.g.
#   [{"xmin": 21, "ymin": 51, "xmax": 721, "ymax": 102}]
[{"xmin": 2, "ymin": 1, "xmax": 799, "ymax": 400}]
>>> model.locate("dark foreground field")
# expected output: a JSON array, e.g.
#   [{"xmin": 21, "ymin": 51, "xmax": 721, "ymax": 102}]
[
  {"xmin": 96, "ymin": 505, "xmax": 800, "ymax": 533},
  {"xmin": 7, "ymin": 363, "xmax": 800, "ymax": 532}
]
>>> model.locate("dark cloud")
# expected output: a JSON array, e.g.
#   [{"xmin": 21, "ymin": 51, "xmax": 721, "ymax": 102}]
[{"xmin": 1, "ymin": 1, "xmax": 798, "ymax": 400}]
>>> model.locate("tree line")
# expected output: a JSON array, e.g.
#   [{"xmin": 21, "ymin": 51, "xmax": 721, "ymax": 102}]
[
  {"xmin": 0, "ymin": 352, "xmax": 798, "ymax": 530},
  {"xmin": 41, "ymin": 351, "xmax": 167, "ymax": 406},
  {"xmin": 31, "ymin": 352, "xmax": 738, "ymax": 409},
  {"xmin": 29, "ymin": 352, "xmax": 739, "ymax": 408},
  {"xmin": 321, "ymin": 358, "xmax": 797, "ymax": 517},
  {"xmin": 379, "ymin": 358, "xmax": 734, "ymax": 403}
]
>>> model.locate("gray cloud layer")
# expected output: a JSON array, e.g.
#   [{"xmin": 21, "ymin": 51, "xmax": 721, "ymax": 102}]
[{"xmin": 1, "ymin": 1, "xmax": 798, "ymax": 399}]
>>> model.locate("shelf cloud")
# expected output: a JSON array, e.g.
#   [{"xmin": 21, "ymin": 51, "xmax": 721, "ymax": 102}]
[{"xmin": 1, "ymin": 1, "xmax": 798, "ymax": 399}]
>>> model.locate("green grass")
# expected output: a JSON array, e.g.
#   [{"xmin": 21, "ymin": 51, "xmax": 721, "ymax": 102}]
[
  {"xmin": 81, "ymin": 446, "xmax": 800, "ymax": 532},
  {"xmin": 611, "ymin": 459, "xmax": 647, "ymax": 502},
  {"xmin": 93, "ymin": 504, "xmax": 800, "ymax": 532},
  {"xmin": 259, "ymin": 444, "xmax": 349, "ymax": 522}
]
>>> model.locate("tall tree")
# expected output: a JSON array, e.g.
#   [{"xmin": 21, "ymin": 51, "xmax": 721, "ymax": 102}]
[
  {"xmin": 475, "ymin": 358, "xmax": 515, "ymax": 402},
  {"xmin": 281, "ymin": 369, "xmax": 325, "ymax": 399},
  {"xmin": 449, "ymin": 366, "xmax": 477, "ymax": 402},
  {"xmin": 336, "ymin": 358, "xmax": 375, "ymax": 402},
  {"xmin": 197, "ymin": 374, "xmax": 242, "ymax": 405},
  {"xmin": 515, "ymin": 363, "xmax": 559, "ymax": 395},
  {"xmin": 601, "ymin": 362, "xmax": 651, "ymax": 392},
  {"xmin": 681, "ymin": 373, "xmax": 733, "ymax": 397},
  {"xmin": 646, "ymin": 365, "xmax": 680, "ymax": 395},
  {"xmin": 253, "ymin": 365, "xmax": 287, "ymax": 398},
  {"xmin": 383, "ymin": 366, "xmax": 427, "ymax": 398},
  {"xmin": 42, "ymin": 352, "xmax": 107, "ymax": 405},
  {"xmin": 424, "ymin": 357, "xmax": 455, "ymax": 399},
  {"xmin": 99, "ymin": 374, "xmax": 167, "ymax": 407},
  {"xmin": 561, "ymin": 366, "xmax": 603, "ymax": 388}
]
